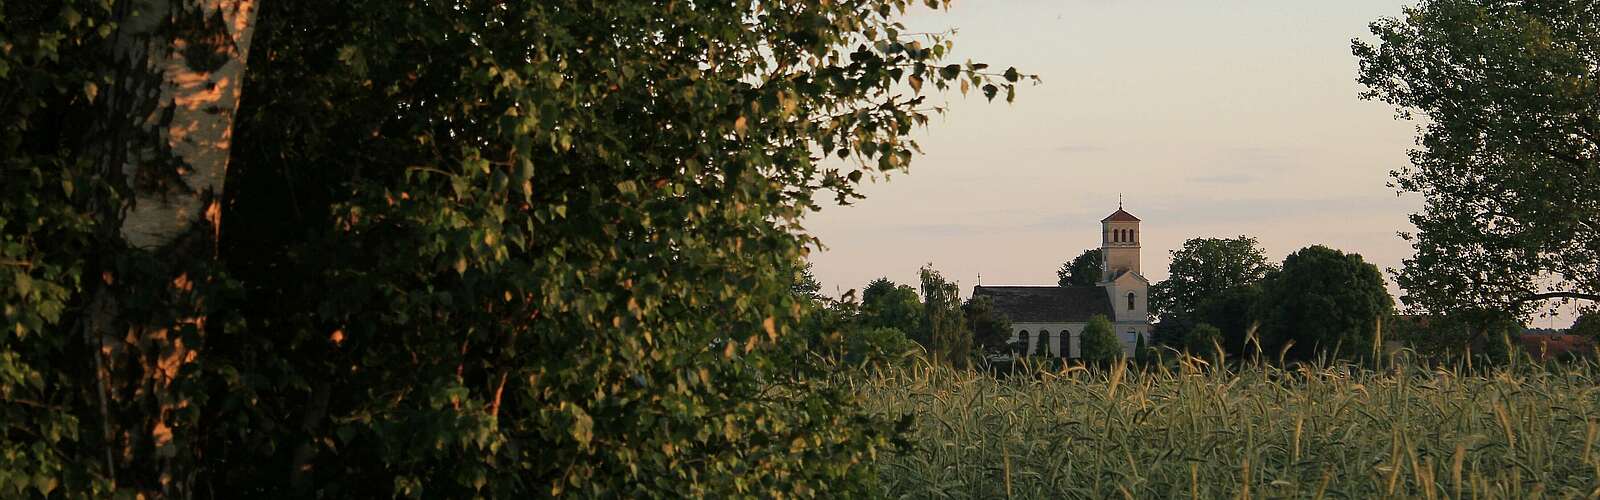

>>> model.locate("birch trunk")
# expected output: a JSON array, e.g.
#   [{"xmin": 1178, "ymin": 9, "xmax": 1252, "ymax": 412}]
[{"xmin": 91, "ymin": 0, "xmax": 257, "ymax": 494}]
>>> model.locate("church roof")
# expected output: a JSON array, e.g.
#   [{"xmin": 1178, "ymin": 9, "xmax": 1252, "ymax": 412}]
[
  {"xmin": 971, "ymin": 285, "xmax": 1113, "ymax": 323},
  {"xmin": 1102, "ymin": 209, "xmax": 1140, "ymax": 222},
  {"xmin": 1106, "ymin": 269, "xmax": 1149, "ymax": 284}
]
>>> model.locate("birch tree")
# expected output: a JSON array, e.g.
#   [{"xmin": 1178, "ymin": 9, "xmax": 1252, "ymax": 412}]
[{"xmin": 91, "ymin": 0, "xmax": 256, "ymax": 495}]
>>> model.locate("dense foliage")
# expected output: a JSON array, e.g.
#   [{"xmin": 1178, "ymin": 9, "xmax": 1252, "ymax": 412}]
[
  {"xmin": 917, "ymin": 265, "xmax": 972, "ymax": 367},
  {"xmin": 1056, "ymin": 248, "xmax": 1102, "ymax": 287},
  {"xmin": 961, "ymin": 295, "xmax": 1012, "ymax": 356},
  {"xmin": 1571, "ymin": 311, "xmax": 1600, "ymax": 341},
  {"xmin": 1078, "ymin": 315, "xmax": 1119, "ymax": 364},
  {"xmin": 1149, "ymin": 236, "xmax": 1272, "ymax": 354},
  {"xmin": 1387, "ymin": 312, "xmax": 1520, "ymax": 362},
  {"xmin": 1188, "ymin": 284, "xmax": 1266, "ymax": 357},
  {"xmin": 2, "ymin": 0, "xmax": 1032, "ymax": 496},
  {"xmin": 859, "ymin": 277, "xmax": 923, "ymax": 336},
  {"xmin": 1355, "ymin": 0, "xmax": 1600, "ymax": 320},
  {"xmin": 1184, "ymin": 323, "xmax": 1224, "ymax": 359},
  {"xmin": 1259, "ymin": 246, "xmax": 1394, "ymax": 361},
  {"xmin": 1149, "ymin": 236, "xmax": 1274, "ymax": 322}
]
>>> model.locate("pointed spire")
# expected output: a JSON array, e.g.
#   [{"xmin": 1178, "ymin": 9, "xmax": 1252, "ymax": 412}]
[{"xmin": 1118, "ymin": 193, "xmax": 1124, "ymax": 210}]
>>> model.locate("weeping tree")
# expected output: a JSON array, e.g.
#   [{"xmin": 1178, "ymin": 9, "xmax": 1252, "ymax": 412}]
[
  {"xmin": 919, "ymin": 264, "xmax": 972, "ymax": 367},
  {"xmin": 1355, "ymin": 0, "xmax": 1600, "ymax": 327},
  {"xmin": 1, "ymin": 0, "xmax": 1032, "ymax": 496}
]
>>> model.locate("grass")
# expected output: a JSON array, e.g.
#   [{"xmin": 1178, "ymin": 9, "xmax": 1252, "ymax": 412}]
[{"xmin": 849, "ymin": 353, "xmax": 1600, "ymax": 499}]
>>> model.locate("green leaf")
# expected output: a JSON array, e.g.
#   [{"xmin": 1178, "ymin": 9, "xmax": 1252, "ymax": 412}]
[{"xmin": 570, "ymin": 406, "xmax": 593, "ymax": 448}]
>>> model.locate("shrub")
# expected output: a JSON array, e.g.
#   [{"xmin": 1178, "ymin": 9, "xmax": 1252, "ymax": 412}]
[
  {"xmin": 842, "ymin": 327, "xmax": 922, "ymax": 367},
  {"xmin": 1080, "ymin": 315, "xmax": 1121, "ymax": 364}
]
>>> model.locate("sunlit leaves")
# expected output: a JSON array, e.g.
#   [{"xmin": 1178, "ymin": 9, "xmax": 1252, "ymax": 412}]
[{"xmin": 5, "ymin": 0, "xmax": 1027, "ymax": 496}]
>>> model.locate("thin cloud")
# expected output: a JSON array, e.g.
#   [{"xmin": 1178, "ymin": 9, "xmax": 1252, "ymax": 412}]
[
  {"xmin": 1186, "ymin": 174, "xmax": 1255, "ymax": 184},
  {"xmin": 1054, "ymin": 144, "xmax": 1108, "ymax": 153}
]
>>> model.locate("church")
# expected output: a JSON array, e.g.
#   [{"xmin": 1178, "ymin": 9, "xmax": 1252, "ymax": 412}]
[{"xmin": 972, "ymin": 207, "xmax": 1152, "ymax": 358}]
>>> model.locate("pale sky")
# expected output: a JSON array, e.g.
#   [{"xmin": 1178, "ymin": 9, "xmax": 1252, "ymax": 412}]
[{"xmin": 801, "ymin": 1, "xmax": 1582, "ymax": 329}]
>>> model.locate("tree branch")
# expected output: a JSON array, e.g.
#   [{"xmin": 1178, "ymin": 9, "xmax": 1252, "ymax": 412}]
[{"xmin": 1514, "ymin": 291, "xmax": 1600, "ymax": 304}]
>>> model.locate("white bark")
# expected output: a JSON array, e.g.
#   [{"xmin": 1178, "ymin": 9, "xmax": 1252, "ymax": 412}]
[
  {"xmin": 116, "ymin": 0, "xmax": 257, "ymax": 249},
  {"xmin": 92, "ymin": 1, "xmax": 258, "ymax": 492}
]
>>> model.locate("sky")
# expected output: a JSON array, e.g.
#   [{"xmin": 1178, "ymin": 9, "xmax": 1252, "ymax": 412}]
[{"xmin": 799, "ymin": 1, "xmax": 1582, "ymax": 329}]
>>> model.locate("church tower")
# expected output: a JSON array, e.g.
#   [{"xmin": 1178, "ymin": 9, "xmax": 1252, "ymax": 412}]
[{"xmin": 1100, "ymin": 205, "xmax": 1141, "ymax": 282}]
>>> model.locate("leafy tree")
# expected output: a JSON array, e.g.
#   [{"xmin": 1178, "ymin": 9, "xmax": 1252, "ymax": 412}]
[
  {"xmin": 1355, "ymin": 0, "xmax": 1600, "ymax": 320},
  {"xmin": 963, "ymin": 295, "xmax": 1013, "ymax": 355},
  {"xmin": 920, "ymin": 265, "xmax": 973, "ymax": 367},
  {"xmin": 1185, "ymin": 323, "xmax": 1224, "ymax": 359},
  {"xmin": 840, "ymin": 326, "xmax": 921, "ymax": 368},
  {"xmin": 792, "ymin": 262, "xmax": 826, "ymax": 302},
  {"xmin": 0, "ymin": 1, "xmax": 257, "ymax": 494},
  {"xmin": 1057, "ymin": 248, "xmax": 1103, "ymax": 287},
  {"xmin": 1079, "ymin": 315, "xmax": 1121, "ymax": 365},
  {"xmin": 1259, "ymin": 246, "xmax": 1395, "ymax": 361},
  {"xmin": 1150, "ymin": 236, "xmax": 1275, "ymax": 321},
  {"xmin": 1193, "ymin": 284, "xmax": 1265, "ymax": 357},
  {"xmin": 2, "ymin": 0, "xmax": 1030, "ymax": 496},
  {"xmin": 1389, "ymin": 311, "xmax": 1522, "ymax": 362},
  {"xmin": 1569, "ymin": 311, "xmax": 1600, "ymax": 341},
  {"xmin": 861, "ymin": 277, "xmax": 924, "ymax": 336},
  {"xmin": 1150, "ymin": 315, "xmax": 1195, "ymax": 349}
]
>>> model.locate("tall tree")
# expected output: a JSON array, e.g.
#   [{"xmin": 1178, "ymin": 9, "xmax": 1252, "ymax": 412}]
[
  {"xmin": 919, "ymin": 264, "xmax": 972, "ymax": 367},
  {"xmin": 1057, "ymin": 248, "xmax": 1103, "ymax": 287},
  {"xmin": 1258, "ymin": 246, "xmax": 1395, "ymax": 361},
  {"xmin": 1133, "ymin": 330, "xmax": 1151, "ymax": 364},
  {"xmin": 3, "ymin": 0, "xmax": 1031, "ymax": 496},
  {"xmin": 1355, "ymin": 0, "xmax": 1600, "ymax": 320},
  {"xmin": 962, "ymin": 295, "xmax": 1013, "ymax": 355},
  {"xmin": 90, "ymin": 1, "xmax": 259, "ymax": 495},
  {"xmin": 1192, "ymin": 284, "xmax": 1265, "ymax": 358},
  {"xmin": 1149, "ymin": 236, "xmax": 1275, "ymax": 321},
  {"xmin": 861, "ymin": 277, "xmax": 924, "ymax": 335}
]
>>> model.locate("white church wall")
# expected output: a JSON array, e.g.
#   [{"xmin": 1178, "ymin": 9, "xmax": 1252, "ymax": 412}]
[
  {"xmin": 1105, "ymin": 273, "xmax": 1150, "ymax": 325},
  {"xmin": 1010, "ymin": 322, "xmax": 1085, "ymax": 358},
  {"xmin": 1115, "ymin": 323, "xmax": 1152, "ymax": 356}
]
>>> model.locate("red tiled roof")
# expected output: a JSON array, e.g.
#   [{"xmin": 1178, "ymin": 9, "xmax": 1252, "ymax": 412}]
[{"xmin": 1102, "ymin": 209, "xmax": 1140, "ymax": 222}]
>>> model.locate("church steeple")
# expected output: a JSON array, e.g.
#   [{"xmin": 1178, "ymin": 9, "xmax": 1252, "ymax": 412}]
[{"xmin": 1100, "ymin": 205, "xmax": 1141, "ymax": 282}]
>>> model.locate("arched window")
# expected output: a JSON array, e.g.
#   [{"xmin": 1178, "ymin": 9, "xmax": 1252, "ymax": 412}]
[
  {"xmin": 1038, "ymin": 331, "xmax": 1051, "ymax": 357},
  {"xmin": 1018, "ymin": 330, "xmax": 1030, "ymax": 355},
  {"xmin": 1116, "ymin": 229, "xmax": 1123, "ymax": 242},
  {"xmin": 1128, "ymin": 292, "xmax": 1136, "ymax": 310}
]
